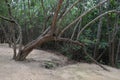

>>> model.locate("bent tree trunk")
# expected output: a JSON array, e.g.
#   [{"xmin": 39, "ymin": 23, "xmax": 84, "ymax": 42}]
[
  {"xmin": 15, "ymin": 0, "xmax": 64, "ymax": 61},
  {"xmin": 14, "ymin": 0, "xmax": 112, "ymax": 61},
  {"xmin": 15, "ymin": 34, "xmax": 54, "ymax": 61}
]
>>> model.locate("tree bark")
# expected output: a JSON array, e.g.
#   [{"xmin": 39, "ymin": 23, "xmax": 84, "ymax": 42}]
[
  {"xmin": 15, "ymin": 34, "xmax": 54, "ymax": 61},
  {"xmin": 94, "ymin": 2, "xmax": 103, "ymax": 59}
]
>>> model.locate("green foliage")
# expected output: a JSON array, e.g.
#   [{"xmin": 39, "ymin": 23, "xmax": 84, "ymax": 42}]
[
  {"xmin": 0, "ymin": 1, "xmax": 7, "ymax": 16},
  {"xmin": 0, "ymin": 0, "xmax": 120, "ymax": 66},
  {"xmin": 99, "ymin": 42, "xmax": 108, "ymax": 49},
  {"xmin": 43, "ymin": 61, "xmax": 58, "ymax": 69},
  {"xmin": 117, "ymin": 63, "xmax": 120, "ymax": 68}
]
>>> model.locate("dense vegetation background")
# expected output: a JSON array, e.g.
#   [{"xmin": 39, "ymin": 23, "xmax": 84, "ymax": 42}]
[{"xmin": 0, "ymin": 0, "xmax": 120, "ymax": 68}]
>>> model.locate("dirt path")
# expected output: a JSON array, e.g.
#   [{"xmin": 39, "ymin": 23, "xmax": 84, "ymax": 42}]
[{"xmin": 0, "ymin": 44, "xmax": 120, "ymax": 80}]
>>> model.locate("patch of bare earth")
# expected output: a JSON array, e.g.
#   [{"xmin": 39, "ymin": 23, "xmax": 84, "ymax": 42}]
[{"xmin": 0, "ymin": 44, "xmax": 120, "ymax": 80}]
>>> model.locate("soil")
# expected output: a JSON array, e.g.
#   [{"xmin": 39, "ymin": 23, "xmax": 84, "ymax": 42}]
[{"xmin": 0, "ymin": 44, "xmax": 120, "ymax": 80}]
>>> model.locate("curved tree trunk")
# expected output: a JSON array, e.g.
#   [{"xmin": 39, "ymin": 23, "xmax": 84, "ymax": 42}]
[
  {"xmin": 15, "ymin": 0, "xmax": 63, "ymax": 61},
  {"xmin": 15, "ymin": 34, "xmax": 54, "ymax": 61}
]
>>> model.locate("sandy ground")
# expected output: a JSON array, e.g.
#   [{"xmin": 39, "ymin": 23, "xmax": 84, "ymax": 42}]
[{"xmin": 0, "ymin": 44, "xmax": 120, "ymax": 80}]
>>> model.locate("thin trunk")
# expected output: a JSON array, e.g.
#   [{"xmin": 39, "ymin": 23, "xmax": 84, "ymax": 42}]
[
  {"xmin": 115, "ymin": 8, "xmax": 120, "ymax": 65},
  {"xmin": 71, "ymin": 18, "xmax": 82, "ymax": 40},
  {"xmin": 5, "ymin": 0, "xmax": 17, "ymax": 58},
  {"xmin": 108, "ymin": 11, "xmax": 119, "ymax": 67},
  {"xmin": 12, "ymin": 23, "xmax": 17, "ymax": 59},
  {"xmin": 111, "ymin": 40, "xmax": 115, "ymax": 67},
  {"xmin": 0, "ymin": 23, "xmax": 12, "ymax": 46},
  {"xmin": 94, "ymin": 2, "xmax": 103, "ymax": 59},
  {"xmin": 94, "ymin": 18, "xmax": 102, "ymax": 59},
  {"xmin": 41, "ymin": 0, "xmax": 46, "ymax": 32},
  {"xmin": 50, "ymin": 0, "xmax": 63, "ymax": 34},
  {"xmin": 116, "ymin": 39, "xmax": 120, "ymax": 65}
]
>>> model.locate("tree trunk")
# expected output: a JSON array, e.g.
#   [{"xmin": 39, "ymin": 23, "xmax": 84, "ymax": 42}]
[
  {"xmin": 15, "ymin": 34, "xmax": 54, "ymax": 61},
  {"xmin": 93, "ymin": 1, "xmax": 103, "ymax": 59}
]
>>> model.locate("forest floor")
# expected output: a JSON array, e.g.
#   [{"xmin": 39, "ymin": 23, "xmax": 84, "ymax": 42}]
[{"xmin": 0, "ymin": 44, "xmax": 120, "ymax": 80}]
